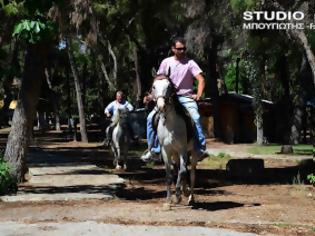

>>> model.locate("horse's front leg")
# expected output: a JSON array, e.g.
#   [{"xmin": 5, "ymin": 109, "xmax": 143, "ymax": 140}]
[
  {"xmin": 175, "ymin": 152, "xmax": 188, "ymax": 204},
  {"xmin": 188, "ymin": 153, "xmax": 198, "ymax": 205},
  {"xmin": 115, "ymin": 147, "xmax": 122, "ymax": 169},
  {"xmin": 122, "ymin": 142, "xmax": 128, "ymax": 170},
  {"xmin": 161, "ymin": 147, "xmax": 172, "ymax": 209}
]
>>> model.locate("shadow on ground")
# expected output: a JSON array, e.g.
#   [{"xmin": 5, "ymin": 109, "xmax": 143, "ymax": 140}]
[
  {"xmin": 23, "ymin": 144, "xmax": 314, "ymax": 197},
  {"xmin": 0, "ymin": 127, "xmax": 312, "ymax": 213}
]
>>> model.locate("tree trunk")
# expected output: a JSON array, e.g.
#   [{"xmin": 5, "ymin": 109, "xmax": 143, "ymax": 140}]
[
  {"xmin": 4, "ymin": 43, "xmax": 47, "ymax": 182},
  {"xmin": 235, "ymin": 57, "xmax": 240, "ymax": 94},
  {"xmin": 66, "ymin": 65, "xmax": 72, "ymax": 132},
  {"xmin": 134, "ymin": 47, "xmax": 142, "ymax": 108},
  {"xmin": 44, "ymin": 68, "xmax": 61, "ymax": 131},
  {"xmin": 256, "ymin": 115, "xmax": 264, "ymax": 145},
  {"xmin": 98, "ymin": 38, "xmax": 117, "ymax": 95},
  {"xmin": 290, "ymin": 57, "xmax": 307, "ymax": 144},
  {"xmin": 67, "ymin": 37, "xmax": 88, "ymax": 142},
  {"xmin": 206, "ymin": 41, "xmax": 221, "ymax": 138},
  {"xmin": 3, "ymin": 41, "xmax": 19, "ymax": 125},
  {"xmin": 256, "ymin": 57, "xmax": 266, "ymax": 145},
  {"xmin": 292, "ymin": 31, "xmax": 315, "ymax": 88},
  {"xmin": 82, "ymin": 63, "xmax": 87, "ymax": 109},
  {"xmin": 290, "ymin": 104, "xmax": 303, "ymax": 144},
  {"xmin": 271, "ymin": 1, "xmax": 315, "ymax": 88}
]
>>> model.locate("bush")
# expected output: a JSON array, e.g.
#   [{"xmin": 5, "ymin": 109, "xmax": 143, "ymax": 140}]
[
  {"xmin": 217, "ymin": 152, "xmax": 232, "ymax": 159},
  {"xmin": 307, "ymin": 173, "xmax": 315, "ymax": 185},
  {"xmin": 0, "ymin": 153, "xmax": 17, "ymax": 195}
]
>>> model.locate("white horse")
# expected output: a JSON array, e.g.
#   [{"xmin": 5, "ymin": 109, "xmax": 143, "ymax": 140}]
[
  {"xmin": 106, "ymin": 107, "xmax": 131, "ymax": 170},
  {"xmin": 151, "ymin": 75, "xmax": 199, "ymax": 207}
]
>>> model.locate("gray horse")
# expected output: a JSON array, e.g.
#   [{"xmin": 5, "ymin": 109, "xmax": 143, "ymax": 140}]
[
  {"xmin": 151, "ymin": 75, "xmax": 199, "ymax": 207},
  {"xmin": 106, "ymin": 107, "xmax": 131, "ymax": 170}
]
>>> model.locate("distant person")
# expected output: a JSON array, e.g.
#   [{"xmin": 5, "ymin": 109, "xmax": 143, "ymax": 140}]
[
  {"xmin": 104, "ymin": 91, "xmax": 134, "ymax": 145},
  {"xmin": 141, "ymin": 37, "xmax": 209, "ymax": 162}
]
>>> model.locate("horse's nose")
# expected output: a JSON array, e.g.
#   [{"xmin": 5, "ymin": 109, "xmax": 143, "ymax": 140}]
[{"xmin": 157, "ymin": 97, "xmax": 166, "ymax": 111}]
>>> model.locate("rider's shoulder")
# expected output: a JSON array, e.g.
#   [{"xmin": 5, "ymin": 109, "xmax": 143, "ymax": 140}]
[
  {"xmin": 162, "ymin": 56, "xmax": 174, "ymax": 63},
  {"xmin": 107, "ymin": 100, "xmax": 116, "ymax": 106}
]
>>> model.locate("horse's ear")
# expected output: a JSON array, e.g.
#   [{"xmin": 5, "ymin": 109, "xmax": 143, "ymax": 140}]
[{"xmin": 151, "ymin": 67, "xmax": 157, "ymax": 78}]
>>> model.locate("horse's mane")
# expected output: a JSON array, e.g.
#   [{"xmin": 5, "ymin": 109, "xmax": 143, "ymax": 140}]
[{"xmin": 115, "ymin": 108, "xmax": 130, "ymax": 127}]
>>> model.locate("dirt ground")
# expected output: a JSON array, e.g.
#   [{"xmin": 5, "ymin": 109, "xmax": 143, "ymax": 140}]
[{"xmin": 0, "ymin": 137, "xmax": 314, "ymax": 235}]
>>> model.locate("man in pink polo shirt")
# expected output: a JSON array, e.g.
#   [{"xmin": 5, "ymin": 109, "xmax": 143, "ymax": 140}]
[{"xmin": 141, "ymin": 37, "xmax": 208, "ymax": 162}]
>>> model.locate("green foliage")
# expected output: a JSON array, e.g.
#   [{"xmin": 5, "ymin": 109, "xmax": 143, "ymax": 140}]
[
  {"xmin": 199, "ymin": 152, "xmax": 232, "ymax": 169},
  {"xmin": 92, "ymin": 0, "xmax": 130, "ymax": 18},
  {"xmin": 223, "ymin": 50, "xmax": 250, "ymax": 93},
  {"xmin": 0, "ymin": 153, "xmax": 17, "ymax": 195},
  {"xmin": 12, "ymin": 18, "xmax": 55, "ymax": 44},
  {"xmin": 145, "ymin": 161, "xmax": 155, "ymax": 169},
  {"xmin": 92, "ymin": 2, "xmax": 110, "ymax": 15},
  {"xmin": 2, "ymin": 0, "xmax": 25, "ymax": 16},
  {"xmin": 306, "ymin": 30, "xmax": 315, "ymax": 54},
  {"xmin": 230, "ymin": 0, "xmax": 256, "ymax": 11},
  {"xmin": 216, "ymin": 152, "xmax": 232, "ymax": 159},
  {"xmin": 307, "ymin": 173, "xmax": 315, "ymax": 185}
]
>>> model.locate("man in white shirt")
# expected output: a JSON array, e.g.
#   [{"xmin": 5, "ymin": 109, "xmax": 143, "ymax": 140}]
[
  {"xmin": 104, "ymin": 91, "xmax": 134, "ymax": 145},
  {"xmin": 105, "ymin": 91, "xmax": 134, "ymax": 118}
]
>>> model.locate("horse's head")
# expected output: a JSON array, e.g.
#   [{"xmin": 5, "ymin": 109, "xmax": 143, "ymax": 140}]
[
  {"xmin": 116, "ymin": 107, "xmax": 130, "ymax": 126},
  {"xmin": 151, "ymin": 75, "xmax": 176, "ymax": 112}
]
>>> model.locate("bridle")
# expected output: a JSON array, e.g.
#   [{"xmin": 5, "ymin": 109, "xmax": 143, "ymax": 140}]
[{"xmin": 152, "ymin": 75, "xmax": 177, "ymax": 109}]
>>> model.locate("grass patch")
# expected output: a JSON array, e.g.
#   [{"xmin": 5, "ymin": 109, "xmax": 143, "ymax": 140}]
[
  {"xmin": 198, "ymin": 152, "xmax": 232, "ymax": 169},
  {"xmin": 293, "ymin": 145, "xmax": 314, "ymax": 155},
  {"xmin": 247, "ymin": 144, "xmax": 313, "ymax": 155},
  {"xmin": 273, "ymin": 223, "xmax": 289, "ymax": 228},
  {"xmin": 145, "ymin": 161, "xmax": 155, "ymax": 169}
]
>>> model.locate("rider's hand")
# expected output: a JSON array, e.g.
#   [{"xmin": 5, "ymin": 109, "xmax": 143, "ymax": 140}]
[
  {"xmin": 105, "ymin": 112, "xmax": 111, "ymax": 118},
  {"xmin": 191, "ymin": 94, "xmax": 201, "ymax": 101},
  {"xmin": 143, "ymin": 94, "xmax": 153, "ymax": 105}
]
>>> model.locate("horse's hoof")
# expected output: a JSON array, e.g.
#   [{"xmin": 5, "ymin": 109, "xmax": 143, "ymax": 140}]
[
  {"xmin": 162, "ymin": 202, "xmax": 171, "ymax": 211},
  {"xmin": 171, "ymin": 195, "xmax": 182, "ymax": 204},
  {"xmin": 188, "ymin": 195, "xmax": 195, "ymax": 205},
  {"xmin": 182, "ymin": 186, "xmax": 190, "ymax": 197},
  {"xmin": 123, "ymin": 164, "xmax": 127, "ymax": 170},
  {"xmin": 115, "ymin": 165, "xmax": 122, "ymax": 170}
]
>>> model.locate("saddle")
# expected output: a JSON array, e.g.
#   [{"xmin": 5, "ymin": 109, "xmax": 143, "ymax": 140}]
[{"xmin": 152, "ymin": 98, "xmax": 195, "ymax": 143}]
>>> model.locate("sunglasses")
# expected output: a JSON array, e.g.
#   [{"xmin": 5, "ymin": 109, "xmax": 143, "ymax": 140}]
[{"xmin": 175, "ymin": 47, "xmax": 186, "ymax": 51}]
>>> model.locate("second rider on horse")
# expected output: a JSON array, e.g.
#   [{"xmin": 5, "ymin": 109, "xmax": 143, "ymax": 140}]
[{"xmin": 104, "ymin": 91, "xmax": 134, "ymax": 146}]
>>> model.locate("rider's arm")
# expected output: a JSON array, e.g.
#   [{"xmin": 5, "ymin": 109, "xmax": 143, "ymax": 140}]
[
  {"xmin": 194, "ymin": 73, "xmax": 205, "ymax": 101},
  {"xmin": 189, "ymin": 60, "xmax": 204, "ymax": 101},
  {"xmin": 104, "ymin": 101, "xmax": 114, "ymax": 117},
  {"xmin": 126, "ymin": 101, "xmax": 134, "ymax": 111}
]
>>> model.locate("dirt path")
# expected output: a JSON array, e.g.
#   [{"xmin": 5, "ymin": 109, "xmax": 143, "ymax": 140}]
[{"xmin": 0, "ymin": 140, "xmax": 314, "ymax": 235}]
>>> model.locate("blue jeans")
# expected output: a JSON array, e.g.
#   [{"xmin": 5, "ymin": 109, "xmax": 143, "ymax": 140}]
[{"xmin": 146, "ymin": 96, "xmax": 206, "ymax": 154}]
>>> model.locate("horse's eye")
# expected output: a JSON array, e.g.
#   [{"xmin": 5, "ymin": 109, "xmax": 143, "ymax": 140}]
[{"xmin": 152, "ymin": 86, "xmax": 155, "ymax": 90}]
